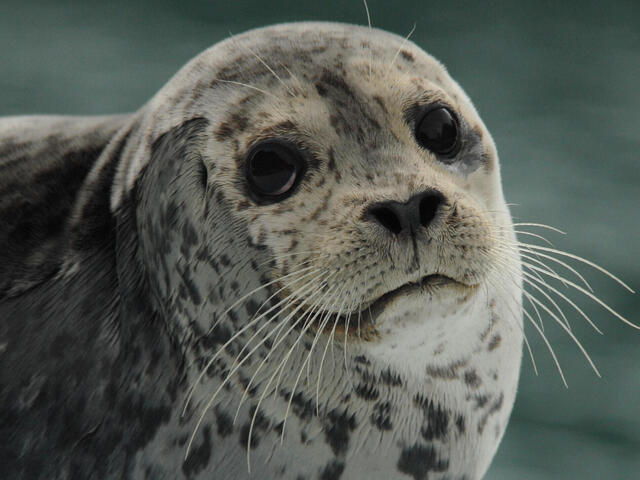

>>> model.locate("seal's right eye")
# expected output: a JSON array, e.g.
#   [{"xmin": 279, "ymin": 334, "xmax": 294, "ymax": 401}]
[{"xmin": 246, "ymin": 140, "xmax": 305, "ymax": 202}]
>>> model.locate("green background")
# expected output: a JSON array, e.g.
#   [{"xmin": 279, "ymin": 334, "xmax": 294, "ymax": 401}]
[{"xmin": 1, "ymin": 1, "xmax": 638, "ymax": 478}]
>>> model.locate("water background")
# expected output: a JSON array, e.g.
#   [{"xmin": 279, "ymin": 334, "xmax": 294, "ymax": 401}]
[{"xmin": 1, "ymin": 1, "xmax": 639, "ymax": 478}]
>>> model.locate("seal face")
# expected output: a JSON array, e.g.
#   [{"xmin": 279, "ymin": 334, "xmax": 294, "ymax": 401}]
[{"xmin": 0, "ymin": 23, "xmax": 524, "ymax": 479}]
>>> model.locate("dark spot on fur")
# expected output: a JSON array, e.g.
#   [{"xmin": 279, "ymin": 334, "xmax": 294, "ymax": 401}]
[
  {"xmin": 463, "ymin": 369, "xmax": 481, "ymax": 388},
  {"xmin": 182, "ymin": 426, "xmax": 211, "ymax": 476},
  {"xmin": 239, "ymin": 407, "xmax": 270, "ymax": 450},
  {"xmin": 477, "ymin": 393, "xmax": 504, "ymax": 434},
  {"xmin": 323, "ymin": 409, "xmax": 356, "ymax": 455},
  {"xmin": 320, "ymin": 460, "xmax": 345, "ymax": 480},
  {"xmin": 380, "ymin": 367, "xmax": 403, "ymax": 386},
  {"xmin": 455, "ymin": 415, "xmax": 466, "ymax": 434},
  {"xmin": 488, "ymin": 334, "xmax": 501, "ymax": 351},
  {"xmin": 397, "ymin": 444, "xmax": 449, "ymax": 480},
  {"xmin": 177, "ymin": 265, "xmax": 201, "ymax": 305},
  {"xmin": 415, "ymin": 397, "xmax": 450, "ymax": 441},
  {"xmin": 426, "ymin": 359, "xmax": 467, "ymax": 379},
  {"xmin": 371, "ymin": 401, "xmax": 393, "ymax": 431},
  {"xmin": 315, "ymin": 82, "xmax": 328, "ymax": 97},
  {"xmin": 354, "ymin": 382, "xmax": 379, "ymax": 401},
  {"xmin": 180, "ymin": 221, "xmax": 199, "ymax": 258},
  {"xmin": 281, "ymin": 390, "xmax": 314, "ymax": 421},
  {"xmin": 245, "ymin": 299, "xmax": 260, "ymax": 317},
  {"xmin": 319, "ymin": 69, "xmax": 355, "ymax": 100},
  {"xmin": 470, "ymin": 395, "xmax": 489, "ymax": 410},
  {"xmin": 400, "ymin": 50, "xmax": 415, "ymax": 62},
  {"xmin": 215, "ymin": 409, "xmax": 233, "ymax": 437},
  {"xmin": 215, "ymin": 122, "xmax": 234, "ymax": 141}
]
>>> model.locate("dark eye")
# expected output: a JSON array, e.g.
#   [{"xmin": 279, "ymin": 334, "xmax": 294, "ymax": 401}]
[
  {"xmin": 246, "ymin": 140, "xmax": 305, "ymax": 201},
  {"xmin": 414, "ymin": 107, "xmax": 460, "ymax": 157}
]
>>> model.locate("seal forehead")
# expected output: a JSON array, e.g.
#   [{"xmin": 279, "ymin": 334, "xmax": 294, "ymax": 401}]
[{"xmin": 112, "ymin": 22, "xmax": 493, "ymax": 206}]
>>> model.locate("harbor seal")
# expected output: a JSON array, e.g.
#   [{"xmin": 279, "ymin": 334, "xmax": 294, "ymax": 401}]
[{"xmin": 3, "ymin": 21, "xmax": 630, "ymax": 480}]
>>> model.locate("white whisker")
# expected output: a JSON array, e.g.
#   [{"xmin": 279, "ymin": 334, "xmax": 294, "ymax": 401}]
[
  {"xmin": 521, "ymin": 244, "xmax": 635, "ymax": 293},
  {"xmin": 525, "ymin": 263, "xmax": 638, "ymax": 329},
  {"xmin": 525, "ymin": 292, "xmax": 601, "ymax": 378},
  {"xmin": 386, "ymin": 23, "xmax": 416, "ymax": 78}
]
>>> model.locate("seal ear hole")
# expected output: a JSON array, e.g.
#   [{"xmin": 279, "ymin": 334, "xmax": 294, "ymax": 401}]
[
  {"xmin": 245, "ymin": 140, "xmax": 305, "ymax": 203},
  {"xmin": 196, "ymin": 157, "xmax": 208, "ymax": 192}
]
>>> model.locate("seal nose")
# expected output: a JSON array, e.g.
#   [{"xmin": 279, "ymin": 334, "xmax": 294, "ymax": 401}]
[{"xmin": 367, "ymin": 189, "xmax": 445, "ymax": 235}]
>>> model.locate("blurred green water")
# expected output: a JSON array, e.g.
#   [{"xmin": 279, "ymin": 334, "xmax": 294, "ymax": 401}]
[{"xmin": 1, "ymin": 0, "xmax": 638, "ymax": 478}]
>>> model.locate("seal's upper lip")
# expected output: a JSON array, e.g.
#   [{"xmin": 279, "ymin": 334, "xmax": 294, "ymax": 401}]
[{"xmin": 361, "ymin": 273, "xmax": 475, "ymax": 320}]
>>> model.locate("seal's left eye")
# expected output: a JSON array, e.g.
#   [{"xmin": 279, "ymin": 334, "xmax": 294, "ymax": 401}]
[
  {"xmin": 414, "ymin": 107, "xmax": 460, "ymax": 157},
  {"xmin": 246, "ymin": 141, "xmax": 304, "ymax": 201}
]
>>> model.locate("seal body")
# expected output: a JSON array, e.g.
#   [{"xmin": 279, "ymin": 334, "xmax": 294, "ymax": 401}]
[{"xmin": 0, "ymin": 23, "xmax": 523, "ymax": 479}]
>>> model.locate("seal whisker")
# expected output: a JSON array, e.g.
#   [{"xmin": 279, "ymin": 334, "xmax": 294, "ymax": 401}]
[
  {"xmin": 487, "ymin": 246, "xmax": 601, "ymax": 381},
  {"xmin": 491, "ymin": 246, "xmax": 582, "ymax": 336},
  {"xmin": 363, "ymin": 0, "xmax": 373, "ymax": 81},
  {"xmin": 243, "ymin": 277, "xmax": 338, "ymax": 419},
  {"xmin": 490, "ymin": 229, "xmax": 593, "ymax": 292},
  {"xmin": 281, "ymin": 64, "xmax": 305, "ymax": 94},
  {"xmin": 243, "ymin": 268, "xmax": 338, "ymax": 361},
  {"xmin": 385, "ymin": 23, "xmax": 417, "ymax": 79},
  {"xmin": 261, "ymin": 249, "xmax": 327, "ymax": 263},
  {"xmin": 183, "ymin": 266, "xmax": 323, "ymax": 415},
  {"xmin": 232, "ymin": 39, "xmax": 297, "ymax": 97},
  {"xmin": 260, "ymin": 282, "xmax": 337, "ymax": 442},
  {"xmin": 523, "ymin": 302, "xmax": 566, "ymax": 385},
  {"xmin": 520, "ymin": 249, "xmax": 594, "ymax": 293},
  {"xmin": 269, "ymin": 290, "xmax": 330, "ymax": 402},
  {"xmin": 485, "ymin": 260, "xmax": 544, "ymax": 378},
  {"xmin": 211, "ymin": 77, "xmax": 279, "ymax": 99},
  {"xmin": 342, "ymin": 309, "xmax": 356, "ymax": 390},
  {"xmin": 185, "ymin": 272, "xmax": 331, "ymax": 457},
  {"xmin": 225, "ymin": 269, "xmax": 330, "ymax": 377},
  {"xmin": 210, "ymin": 262, "xmax": 319, "ymax": 335},
  {"xmin": 485, "ymin": 241, "xmax": 545, "ymax": 332},
  {"xmin": 315, "ymin": 295, "xmax": 349, "ymax": 413},
  {"xmin": 514, "ymin": 230, "xmax": 557, "ymax": 248},
  {"xmin": 525, "ymin": 291, "xmax": 601, "ymax": 378},
  {"xmin": 490, "ymin": 246, "xmax": 572, "ymax": 331},
  {"xmin": 522, "ymin": 269, "xmax": 572, "ymax": 330},
  {"xmin": 280, "ymin": 285, "xmax": 343, "ymax": 442},
  {"xmin": 234, "ymin": 271, "xmax": 337, "ymax": 424},
  {"xmin": 524, "ymin": 263, "xmax": 639, "ymax": 329},
  {"xmin": 513, "ymin": 222, "xmax": 567, "ymax": 235},
  {"xmin": 522, "ymin": 269, "xmax": 603, "ymax": 334},
  {"xmin": 481, "ymin": 255, "xmax": 539, "ymax": 375},
  {"xmin": 243, "ymin": 280, "xmax": 338, "ymax": 470},
  {"xmin": 518, "ymin": 243, "xmax": 635, "ymax": 293}
]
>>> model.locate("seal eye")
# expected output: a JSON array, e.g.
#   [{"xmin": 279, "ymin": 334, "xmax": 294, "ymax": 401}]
[
  {"xmin": 414, "ymin": 107, "xmax": 460, "ymax": 157},
  {"xmin": 246, "ymin": 141, "xmax": 304, "ymax": 201}
]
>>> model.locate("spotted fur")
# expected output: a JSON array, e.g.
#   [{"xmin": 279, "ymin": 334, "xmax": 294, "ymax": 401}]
[{"xmin": 0, "ymin": 23, "xmax": 523, "ymax": 479}]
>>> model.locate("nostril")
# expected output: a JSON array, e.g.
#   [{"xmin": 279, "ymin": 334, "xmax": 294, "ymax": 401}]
[
  {"xmin": 370, "ymin": 206, "xmax": 403, "ymax": 235},
  {"xmin": 418, "ymin": 192, "xmax": 444, "ymax": 228}
]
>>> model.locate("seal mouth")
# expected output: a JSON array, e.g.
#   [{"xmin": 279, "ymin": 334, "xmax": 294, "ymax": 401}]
[{"xmin": 294, "ymin": 273, "xmax": 478, "ymax": 338}]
